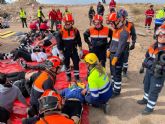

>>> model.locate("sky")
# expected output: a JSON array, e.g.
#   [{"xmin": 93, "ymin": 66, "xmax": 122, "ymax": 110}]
[{"xmin": 6, "ymin": 0, "xmax": 165, "ymax": 5}]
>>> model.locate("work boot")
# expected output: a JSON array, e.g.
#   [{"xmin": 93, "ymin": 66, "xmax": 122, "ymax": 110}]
[
  {"xmin": 142, "ymin": 107, "xmax": 153, "ymax": 115},
  {"xmin": 122, "ymin": 67, "xmax": 128, "ymax": 77},
  {"xmin": 137, "ymin": 98, "xmax": 148, "ymax": 105},
  {"xmin": 67, "ymin": 75, "xmax": 71, "ymax": 82},
  {"xmin": 102, "ymin": 103, "xmax": 110, "ymax": 114},
  {"xmin": 111, "ymin": 92, "xmax": 120, "ymax": 98}
]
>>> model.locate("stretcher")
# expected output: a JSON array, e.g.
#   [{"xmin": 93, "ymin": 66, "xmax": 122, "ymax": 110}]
[{"xmin": 0, "ymin": 60, "xmax": 89, "ymax": 124}]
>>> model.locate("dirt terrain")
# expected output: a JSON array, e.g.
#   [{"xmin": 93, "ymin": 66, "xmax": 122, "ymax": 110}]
[{"xmin": 0, "ymin": 3, "xmax": 165, "ymax": 124}]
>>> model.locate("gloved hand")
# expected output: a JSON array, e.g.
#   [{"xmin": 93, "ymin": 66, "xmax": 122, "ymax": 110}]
[
  {"xmin": 79, "ymin": 50, "xmax": 83, "ymax": 59},
  {"xmin": 139, "ymin": 66, "xmax": 144, "ymax": 74},
  {"xmin": 106, "ymin": 49, "xmax": 111, "ymax": 58},
  {"xmin": 129, "ymin": 43, "xmax": 135, "ymax": 50},
  {"xmin": 111, "ymin": 57, "xmax": 118, "ymax": 66}
]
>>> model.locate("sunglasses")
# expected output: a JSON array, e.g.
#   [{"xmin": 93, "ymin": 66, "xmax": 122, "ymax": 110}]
[{"xmin": 158, "ymin": 34, "xmax": 165, "ymax": 38}]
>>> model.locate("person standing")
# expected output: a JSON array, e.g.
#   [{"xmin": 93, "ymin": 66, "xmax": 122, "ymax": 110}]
[
  {"xmin": 97, "ymin": 2, "xmax": 105, "ymax": 16},
  {"xmin": 63, "ymin": 6, "xmax": 72, "ymax": 16},
  {"xmin": 37, "ymin": 6, "xmax": 45, "ymax": 25},
  {"xmin": 88, "ymin": 6, "xmax": 95, "ymax": 26},
  {"xmin": 84, "ymin": 14, "xmax": 112, "ymax": 67},
  {"xmin": 19, "ymin": 7, "xmax": 27, "ymax": 28},
  {"xmin": 49, "ymin": 7, "xmax": 58, "ymax": 30},
  {"xmin": 56, "ymin": 9, "xmax": 63, "ymax": 30},
  {"xmin": 137, "ymin": 24, "xmax": 165, "ymax": 115},
  {"xmin": 57, "ymin": 14, "xmax": 83, "ymax": 82},
  {"xmin": 109, "ymin": 0, "xmax": 116, "ymax": 13},
  {"xmin": 145, "ymin": 5, "xmax": 155, "ymax": 30}
]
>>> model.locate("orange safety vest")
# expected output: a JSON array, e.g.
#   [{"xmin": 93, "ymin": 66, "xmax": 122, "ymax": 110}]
[
  {"xmin": 32, "ymin": 71, "xmax": 54, "ymax": 93},
  {"xmin": 36, "ymin": 114, "xmax": 74, "ymax": 124},
  {"xmin": 112, "ymin": 27, "xmax": 130, "ymax": 43},
  {"xmin": 126, "ymin": 22, "xmax": 133, "ymax": 42},
  {"xmin": 148, "ymin": 45, "xmax": 165, "ymax": 59},
  {"xmin": 89, "ymin": 26, "xmax": 109, "ymax": 38},
  {"xmin": 61, "ymin": 28, "xmax": 77, "ymax": 40}
]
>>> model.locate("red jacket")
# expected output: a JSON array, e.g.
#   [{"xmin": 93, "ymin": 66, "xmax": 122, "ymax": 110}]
[
  {"xmin": 145, "ymin": 9, "xmax": 154, "ymax": 18},
  {"xmin": 109, "ymin": 0, "xmax": 116, "ymax": 8},
  {"xmin": 49, "ymin": 10, "xmax": 57, "ymax": 21},
  {"xmin": 56, "ymin": 10, "xmax": 62, "ymax": 21}
]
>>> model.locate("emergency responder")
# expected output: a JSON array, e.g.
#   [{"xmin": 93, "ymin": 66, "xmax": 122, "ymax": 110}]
[
  {"xmin": 106, "ymin": 12, "xmax": 129, "ymax": 97},
  {"xmin": 35, "ymin": 89, "xmax": 74, "ymax": 124},
  {"xmin": 117, "ymin": 9, "xmax": 137, "ymax": 77},
  {"xmin": 84, "ymin": 14, "xmax": 113, "ymax": 67},
  {"xmin": 19, "ymin": 8, "xmax": 27, "ymax": 28},
  {"xmin": 137, "ymin": 24, "xmax": 165, "ymax": 115},
  {"xmin": 28, "ymin": 65, "xmax": 57, "ymax": 117},
  {"xmin": 56, "ymin": 14, "xmax": 83, "ymax": 82},
  {"xmin": 82, "ymin": 53, "xmax": 112, "ymax": 113},
  {"xmin": 37, "ymin": 6, "xmax": 45, "ymax": 25}
]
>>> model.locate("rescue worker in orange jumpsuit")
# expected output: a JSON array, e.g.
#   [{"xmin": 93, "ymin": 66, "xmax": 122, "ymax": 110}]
[
  {"xmin": 84, "ymin": 14, "xmax": 113, "ymax": 67},
  {"xmin": 137, "ymin": 24, "xmax": 165, "ymax": 115},
  {"xmin": 35, "ymin": 89, "xmax": 74, "ymax": 124},
  {"xmin": 57, "ymin": 14, "xmax": 83, "ymax": 82},
  {"xmin": 28, "ymin": 59, "xmax": 59, "ymax": 117},
  {"xmin": 106, "ymin": 12, "xmax": 129, "ymax": 97}
]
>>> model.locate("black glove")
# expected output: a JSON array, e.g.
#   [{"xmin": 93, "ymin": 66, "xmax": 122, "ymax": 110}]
[
  {"xmin": 139, "ymin": 66, "xmax": 144, "ymax": 74},
  {"xmin": 129, "ymin": 43, "xmax": 135, "ymax": 50}
]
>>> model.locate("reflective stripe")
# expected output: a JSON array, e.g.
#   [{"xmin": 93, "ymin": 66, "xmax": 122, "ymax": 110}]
[
  {"xmin": 90, "ymin": 81, "xmax": 110, "ymax": 92},
  {"xmin": 114, "ymin": 82, "xmax": 121, "ymax": 85},
  {"xmin": 74, "ymin": 73, "xmax": 79, "ymax": 76},
  {"xmin": 91, "ymin": 92, "xmax": 99, "ymax": 97},
  {"xmin": 149, "ymin": 53, "xmax": 156, "ymax": 58},
  {"xmin": 90, "ymin": 35, "xmax": 108, "ymax": 38},
  {"xmin": 62, "ymin": 37, "xmax": 75, "ymax": 40},
  {"xmin": 48, "ymin": 91, "xmax": 54, "ymax": 96},
  {"xmin": 66, "ymin": 71, "xmax": 71, "ymax": 74},
  {"xmin": 112, "ymin": 37, "xmax": 119, "ymax": 41},
  {"xmin": 145, "ymin": 93, "xmax": 149, "ymax": 96},
  {"xmin": 99, "ymin": 82, "xmax": 111, "ymax": 94},
  {"xmin": 147, "ymin": 104, "xmax": 154, "ymax": 109},
  {"xmin": 114, "ymin": 85, "xmax": 121, "ymax": 89},
  {"xmin": 148, "ymin": 100, "xmax": 156, "ymax": 105},
  {"xmin": 33, "ymin": 85, "xmax": 44, "ymax": 92}
]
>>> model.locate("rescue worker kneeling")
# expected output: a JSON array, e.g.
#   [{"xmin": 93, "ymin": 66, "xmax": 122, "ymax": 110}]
[
  {"xmin": 57, "ymin": 14, "xmax": 83, "ymax": 82},
  {"xmin": 28, "ymin": 66, "xmax": 57, "ymax": 117},
  {"xmin": 82, "ymin": 53, "xmax": 113, "ymax": 113},
  {"xmin": 36, "ymin": 89, "xmax": 74, "ymax": 124},
  {"xmin": 137, "ymin": 24, "xmax": 165, "ymax": 115}
]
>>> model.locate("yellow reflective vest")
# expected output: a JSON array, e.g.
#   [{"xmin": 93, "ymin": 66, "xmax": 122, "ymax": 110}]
[{"xmin": 20, "ymin": 10, "xmax": 26, "ymax": 18}]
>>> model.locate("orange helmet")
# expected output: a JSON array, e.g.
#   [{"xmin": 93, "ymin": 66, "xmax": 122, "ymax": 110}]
[
  {"xmin": 39, "ymin": 89, "xmax": 62, "ymax": 114},
  {"xmin": 29, "ymin": 22, "xmax": 37, "ymax": 30},
  {"xmin": 156, "ymin": 24, "xmax": 165, "ymax": 36},
  {"xmin": 40, "ymin": 23, "xmax": 49, "ymax": 30},
  {"xmin": 63, "ymin": 14, "xmax": 74, "ymax": 23},
  {"xmin": 93, "ymin": 14, "xmax": 103, "ymax": 22},
  {"xmin": 47, "ymin": 56, "xmax": 61, "ymax": 68}
]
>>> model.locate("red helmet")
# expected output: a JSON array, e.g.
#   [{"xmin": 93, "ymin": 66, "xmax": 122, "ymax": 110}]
[
  {"xmin": 156, "ymin": 24, "xmax": 165, "ymax": 36},
  {"xmin": 93, "ymin": 14, "xmax": 103, "ymax": 22},
  {"xmin": 48, "ymin": 56, "xmax": 61, "ymax": 68},
  {"xmin": 40, "ymin": 23, "xmax": 49, "ymax": 30},
  {"xmin": 107, "ymin": 12, "xmax": 118, "ymax": 22},
  {"xmin": 63, "ymin": 14, "xmax": 74, "ymax": 23},
  {"xmin": 29, "ymin": 23, "xmax": 37, "ymax": 30}
]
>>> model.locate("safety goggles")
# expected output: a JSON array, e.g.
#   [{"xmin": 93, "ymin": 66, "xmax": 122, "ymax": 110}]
[
  {"xmin": 65, "ymin": 21, "xmax": 74, "ymax": 26},
  {"xmin": 156, "ymin": 29, "xmax": 165, "ymax": 36},
  {"xmin": 158, "ymin": 33, "xmax": 165, "ymax": 38}
]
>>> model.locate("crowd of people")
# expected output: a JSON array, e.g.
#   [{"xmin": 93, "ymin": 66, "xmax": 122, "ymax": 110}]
[{"xmin": 0, "ymin": 0, "xmax": 165, "ymax": 123}]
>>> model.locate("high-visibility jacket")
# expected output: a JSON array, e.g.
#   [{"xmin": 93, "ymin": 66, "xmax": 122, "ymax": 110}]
[
  {"xmin": 155, "ymin": 9, "xmax": 165, "ymax": 25},
  {"xmin": 87, "ymin": 67, "xmax": 112, "ymax": 102},
  {"xmin": 57, "ymin": 27, "xmax": 82, "ymax": 51},
  {"xmin": 109, "ymin": 27, "xmax": 129, "ymax": 57},
  {"xmin": 32, "ymin": 71, "xmax": 54, "ymax": 93},
  {"xmin": 144, "ymin": 43, "xmax": 165, "ymax": 69},
  {"xmin": 36, "ymin": 114, "xmax": 74, "ymax": 124},
  {"xmin": 87, "ymin": 26, "xmax": 110, "ymax": 47},
  {"xmin": 20, "ymin": 10, "xmax": 26, "ymax": 18},
  {"xmin": 38, "ymin": 9, "xmax": 41, "ymax": 18}
]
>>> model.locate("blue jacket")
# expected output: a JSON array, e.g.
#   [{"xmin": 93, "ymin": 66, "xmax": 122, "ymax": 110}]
[
  {"xmin": 61, "ymin": 85, "xmax": 85, "ymax": 103},
  {"xmin": 155, "ymin": 18, "xmax": 165, "ymax": 25}
]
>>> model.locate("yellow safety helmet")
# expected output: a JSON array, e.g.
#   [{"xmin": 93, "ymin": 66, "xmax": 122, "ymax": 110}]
[{"xmin": 84, "ymin": 53, "xmax": 98, "ymax": 65}]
